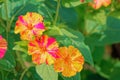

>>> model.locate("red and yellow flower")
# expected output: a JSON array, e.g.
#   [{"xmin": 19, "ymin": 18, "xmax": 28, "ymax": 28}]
[
  {"xmin": 28, "ymin": 35, "xmax": 59, "ymax": 65},
  {"xmin": 90, "ymin": 0, "xmax": 111, "ymax": 9},
  {"xmin": 14, "ymin": 12, "xmax": 45, "ymax": 40},
  {"xmin": 54, "ymin": 46, "xmax": 84, "ymax": 77},
  {"xmin": 0, "ymin": 35, "xmax": 7, "ymax": 59}
]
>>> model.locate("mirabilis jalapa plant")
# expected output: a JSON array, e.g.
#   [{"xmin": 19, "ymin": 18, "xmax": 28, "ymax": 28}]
[
  {"xmin": 0, "ymin": 0, "xmax": 112, "ymax": 79},
  {"xmin": 13, "ymin": 0, "xmax": 112, "ymax": 78},
  {"xmin": 14, "ymin": 12, "xmax": 84, "ymax": 77}
]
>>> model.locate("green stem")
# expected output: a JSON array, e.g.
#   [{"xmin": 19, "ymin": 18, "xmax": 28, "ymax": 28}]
[
  {"xmin": 16, "ymin": 51, "xmax": 26, "ymax": 69},
  {"xmin": 0, "ymin": 18, "xmax": 6, "ymax": 28},
  {"xmin": 4, "ymin": 0, "xmax": 9, "ymax": 39},
  {"xmin": 20, "ymin": 68, "xmax": 29, "ymax": 80},
  {"xmin": 9, "ymin": 5, "xmax": 25, "ymax": 28},
  {"xmin": 16, "ymin": 51, "xmax": 30, "ymax": 80},
  {"xmin": 53, "ymin": 0, "xmax": 60, "ymax": 25},
  {"xmin": 4, "ymin": 0, "xmax": 9, "ymax": 25},
  {"xmin": 0, "ymin": 70, "xmax": 4, "ymax": 80},
  {"xmin": 45, "ymin": 6, "xmax": 54, "ymax": 22}
]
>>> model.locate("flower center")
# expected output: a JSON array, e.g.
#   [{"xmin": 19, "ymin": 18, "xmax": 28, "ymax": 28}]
[
  {"xmin": 40, "ymin": 47, "xmax": 47, "ymax": 53},
  {"xmin": 27, "ymin": 24, "xmax": 33, "ymax": 30},
  {"xmin": 64, "ymin": 55, "xmax": 72, "ymax": 64}
]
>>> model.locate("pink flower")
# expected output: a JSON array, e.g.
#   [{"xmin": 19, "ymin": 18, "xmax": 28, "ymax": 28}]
[
  {"xmin": 28, "ymin": 35, "xmax": 59, "ymax": 65},
  {"xmin": 0, "ymin": 35, "xmax": 7, "ymax": 59},
  {"xmin": 14, "ymin": 12, "xmax": 45, "ymax": 40}
]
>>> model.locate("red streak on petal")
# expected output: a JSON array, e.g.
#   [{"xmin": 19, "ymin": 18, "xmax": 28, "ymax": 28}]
[{"xmin": 19, "ymin": 16, "xmax": 27, "ymax": 26}]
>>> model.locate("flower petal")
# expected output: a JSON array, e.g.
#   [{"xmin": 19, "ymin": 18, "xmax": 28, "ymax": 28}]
[{"xmin": 0, "ymin": 35, "xmax": 7, "ymax": 59}]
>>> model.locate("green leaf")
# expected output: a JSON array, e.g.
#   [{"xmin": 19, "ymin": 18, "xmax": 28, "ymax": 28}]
[
  {"xmin": 36, "ymin": 64, "xmax": 58, "ymax": 80},
  {"xmin": 13, "ymin": 41, "xmax": 28, "ymax": 53},
  {"xmin": 92, "ymin": 46, "xmax": 104, "ymax": 63},
  {"xmin": 13, "ymin": 45, "xmax": 28, "ymax": 53},
  {"xmin": 14, "ymin": 41, "xmax": 28, "ymax": 46},
  {"xmin": 59, "ymin": 7, "xmax": 78, "ymax": 29},
  {"xmin": 61, "ymin": 0, "xmax": 92, "ymax": 8},
  {"xmin": 56, "ymin": 28, "xmax": 94, "ymax": 66},
  {"xmin": 61, "ymin": 28, "xmax": 84, "ymax": 41},
  {"xmin": 62, "ymin": 0, "xmax": 82, "ymax": 8},
  {"xmin": 1, "ymin": 0, "xmax": 12, "ymax": 20},
  {"xmin": 101, "ymin": 16, "xmax": 120, "ymax": 44},
  {"xmin": 28, "ymin": 67, "xmax": 43, "ymax": 80},
  {"xmin": 60, "ymin": 73, "xmax": 81, "ymax": 80},
  {"xmin": 85, "ymin": 16, "xmax": 120, "ymax": 46},
  {"xmin": 95, "ymin": 59, "xmax": 115, "ymax": 79}
]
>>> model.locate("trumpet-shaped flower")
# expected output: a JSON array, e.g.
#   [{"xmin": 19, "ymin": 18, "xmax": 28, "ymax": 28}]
[
  {"xmin": 28, "ymin": 35, "xmax": 59, "ymax": 65},
  {"xmin": 54, "ymin": 46, "xmax": 84, "ymax": 77},
  {"xmin": 15, "ymin": 12, "xmax": 45, "ymax": 40},
  {"xmin": 90, "ymin": 0, "xmax": 111, "ymax": 9},
  {"xmin": 0, "ymin": 35, "xmax": 7, "ymax": 59}
]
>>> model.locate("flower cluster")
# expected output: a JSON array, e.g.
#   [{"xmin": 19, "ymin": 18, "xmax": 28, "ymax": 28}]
[
  {"xmin": 90, "ymin": 0, "xmax": 111, "ymax": 9},
  {"xmin": 0, "ymin": 35, "xmax": 7, "ymax": 59},
  {"xmin": 80, "ymin": 0, "xmax": 111, "ymax": 9},
  {"xmin": 14, "ymin": 12, "xmax": 84, "ymax": 77}
]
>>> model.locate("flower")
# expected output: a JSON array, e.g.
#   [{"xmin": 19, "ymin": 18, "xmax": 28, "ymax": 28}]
[
  {"xmin": 54, "ymin": 46, "xmax": 84, "ymax": 77},
  {"xmin": 80, "ymin": 0, "xmax": 85, "ymax": 2},
  {"xmin": 28, "ymin": 35, "xmax": 59, "ymax": 65},
  {"xmin": 14, "ymin": 12, "xmax": 45, "ymax": 40},
  {"xmin": 0, "ymin": 35, "xmax": 7, "ymax": 59},
  {"xmin": 90, "ymin": 0, "xmax": 111, "ymax": 9}
]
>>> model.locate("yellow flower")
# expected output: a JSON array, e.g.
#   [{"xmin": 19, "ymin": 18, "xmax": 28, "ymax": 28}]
[
  {"xmin": 54, "ymin": 46, "xmax": 84, "ymax": 77},
  {"xmin": 14, "ymin": 12, "xmax": 45, "ymax": 40},
  {"xmin": 28, "ymin": 35, "xmax": 59, "ymax": 65},
  {"xmin": 0, "ymin": 35, "xmax": 7, "ymax": 59},
  {"xmin": 90, "ymin": 0, "xmax": 111, "ymax": 9}
]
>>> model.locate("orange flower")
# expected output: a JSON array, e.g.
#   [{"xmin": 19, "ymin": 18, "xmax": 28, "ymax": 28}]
[
  {"xmin": 90, "ymin": 0, "xmax": 111, "ymax": 9},
  {"xmin": 28, "ymin": 35, "xmax": 59, "ymax": 65},
  {"xmin": 0, "ymin": 35, "xmax": 7, "ymax": 59},
  {"xmin": 14, "ymin": 12, "xmax": 45, "ymax": 40},
  {"xmin": 54, "ymin": 46, "xmax": 84, "ymax": 77}
]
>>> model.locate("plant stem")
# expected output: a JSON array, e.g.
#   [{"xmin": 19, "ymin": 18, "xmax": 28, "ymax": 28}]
[
  {"xmin": 20, "ymin": 68, "xmax": 29, "ymax": 80},
  {"xmin": 45, "ymin": 6, "xmax": 54, "ymax": 22},
  {"xmin": 9, "ymin": 5, "xmax": 25, "ymax": 28},
  {"xmin": 4, "ymin": 0, "xmax": 9, "ymax": 25},
  {"xmin": 0, "ymin": 18, "xmax": 6, "ymax": 28},
  {"xmin": 53, "ymin": 0, "xmax": 60, "ymax": 25},
  {"xmin": 0, "ymin": 70, "xmax": 4, "ymax": 80},
  {"xmin": 16, "ymin": 51, "xmax": 26, "ymax": 69},
  {"xmin": 4, "ymin": 0, "xmax": 9, "ymax": 39}
]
